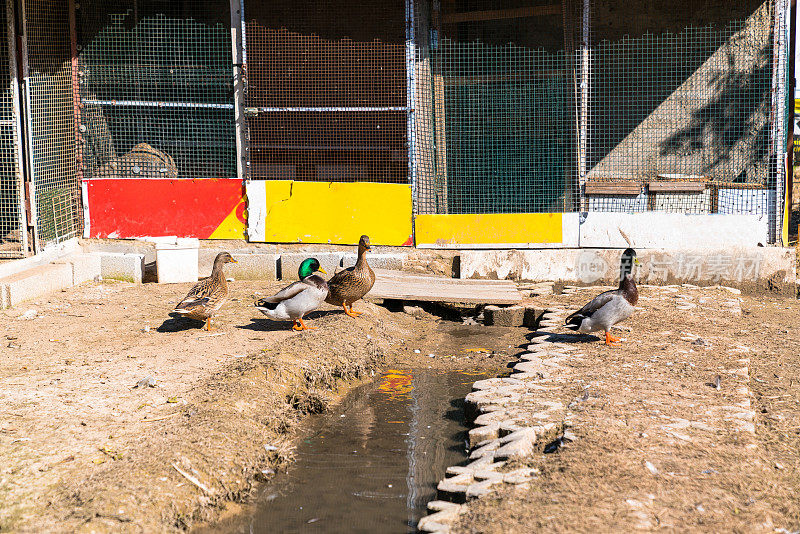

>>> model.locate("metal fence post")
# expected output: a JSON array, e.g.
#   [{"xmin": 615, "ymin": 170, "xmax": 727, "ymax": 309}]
[
  {"xmin": 18, "ymin": 0, "xmax": 39, "ymax": 254},
  {"xmin": 69, "ymin": 0, "xmax": 85, "ymax": 239},
  {"xmin": 6, "ymin": 0, "xmax": 28, "ymax": 256},
  {"xmin": 578, "ymin": 0, "xmax": 590, "ymax": 213},
  {"xmin": 406, "ymin": 0, "xmax": 417, "ymax": 222},
  {"xmin": 771, "ymin": 0, "xmax": 789, "ymax": 244},
  {"xmin": 231, "ymin": 0, "xmax": 248, "ymax": 184}
]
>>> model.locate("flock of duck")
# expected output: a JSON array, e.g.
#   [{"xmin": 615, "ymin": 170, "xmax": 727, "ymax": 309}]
[
  {"xmin": 171, "ymin": 236, "xmax": 640, "ymax": 347},
  {"xmin": 173, "ymin": 235, "xmax": 376, "ymax": 332}
]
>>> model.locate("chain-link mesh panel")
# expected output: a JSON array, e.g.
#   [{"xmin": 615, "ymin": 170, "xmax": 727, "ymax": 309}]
[
  {"xmin": 428, "ymin": 41, "xmax": 576, "ymax": 214},
  {"xmin": 77, "ymin": 1, "xmax": 236, "ymax": 181},
  {"xmin": 24, "ymin": 0, "xmax": 80, "ymax": 247},
  {"xmin": 0, "ymin": 2, "xmax": 25, "ymax": 257},
  {"xmin": 244, "ymin": 2, "xmax": 408, "ymax": 183},
  {"xmin": 586, "ymin": 0, "xmax": 776, "ymax": 215},
  {"xmin": 412, "ymin": 1, "xmax": 580, "ymax": 215},
  {"xmin": 411, "ymin": 0, "xmax": 785, "ymax": 227}
]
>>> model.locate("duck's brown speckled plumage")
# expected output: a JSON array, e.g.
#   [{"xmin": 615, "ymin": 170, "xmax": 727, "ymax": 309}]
[
  {"xmin": 173, "ymin": 252, "xmax": 236, "ymax": 329},
  {"xmin": 325, "ymin": 235, "xmax": 375, "ymax": 308}
]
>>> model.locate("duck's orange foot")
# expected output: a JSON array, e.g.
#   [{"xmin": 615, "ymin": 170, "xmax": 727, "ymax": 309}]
[
  {"xmin": 605, "ymin": 331, "xmax": 622, "ymax": 347},
  {"xmin": 292, "ymin": 318, "xmax": 316, "ymax": 331},
  {"xmin": 343, "ymin": 305, "xmax": 362, "ymax": 318}
]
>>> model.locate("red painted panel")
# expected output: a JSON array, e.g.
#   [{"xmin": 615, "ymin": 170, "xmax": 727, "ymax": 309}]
[{"xmin": 85, "ymin": 178, "xmax": 244, "ymax": 239}]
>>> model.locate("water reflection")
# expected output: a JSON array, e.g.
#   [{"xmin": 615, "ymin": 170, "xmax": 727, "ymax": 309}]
[{"xmin": 248, "ymin": 368, "xmax": 488, "ymax": 533}]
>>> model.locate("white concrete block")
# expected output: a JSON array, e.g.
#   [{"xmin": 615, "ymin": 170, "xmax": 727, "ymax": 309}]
[
  {"xmin": 0, "ymin": 263, "xmax": 73, "ymax": 309},
  {"xmin": 228, "ymin": 253, "xmax": 279, "ymax": 280},
  {"xmin": 155, "ymin": 239, "xmax": 199, "ymax": 284},
  {"xmin": 99, "ymin": 252, "xmax": 145, "ymax": 283},
  {"xmin": 341, "ymin": 252, "xmax": 405, "ymax": 270},
  {"xmin": 579, "ymin": 212, "xmax": 768, "ymax": 248},
  {"xmin": 280, "ymin": 252, "xmax": 343, "ymax": 280},
  {"xmin": 198, "ymin": 249, "xmax": 277, "ymax": 280},
  {"xmin": 460, "ymin": 246, "xmax": 795, "ymax": 286},
  {"xmin": 54, "ymin": 253, "xmax": 101, "ymax": 285}
]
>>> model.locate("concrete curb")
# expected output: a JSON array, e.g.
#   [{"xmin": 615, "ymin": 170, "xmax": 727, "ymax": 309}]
[
  {"xmin": 0, "ymin": 264, "xmax": 73, "ymax": 309},
  {"xmin": 54, "ymin": 253, "xmax": 102, "ymax": 285}
]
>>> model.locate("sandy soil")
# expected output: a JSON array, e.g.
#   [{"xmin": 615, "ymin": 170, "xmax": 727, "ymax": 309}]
[
  {"xmin": 0, "ymin": 279, "xmax": 522, "ymax": 533},
  {"xmin": 454, "ymin": 286, "xmax": 800, "ymax": 533}
]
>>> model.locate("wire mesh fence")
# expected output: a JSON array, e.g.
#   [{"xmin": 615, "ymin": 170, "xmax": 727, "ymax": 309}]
[
  {"xmin": 416, "ymin": 41, "xmax": 577, "ymax": 214},
  {"xmin": 76, "ymin": 1, "xmax": 236, "ymax": 181},
  {"xmin": 586, "ymin": 1, "xmax": 777, "ymax": 216},
  {"xmin": 244, "ymin": 4, "xmax": 409, "ymax": 183},
  {"xmin": 0, "ymin": 0, "xmax": 792, "ymax": 249},
  {"xmin": 0, "ymin": 1, "xmax": 25, "ymax": 257},
  {"xmin": 23, "ymin": 0, "xmax": 80, "ymax": 248},
  {"xmin": 411, "ymin": 0, "xmax": 786, "ymax": 225}
]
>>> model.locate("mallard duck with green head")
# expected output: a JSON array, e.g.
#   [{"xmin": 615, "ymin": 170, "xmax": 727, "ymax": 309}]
[
  {"xmin": 255, "ymin": 257, "xmax": 328, "ymax": 331},
  {"xmin": 565, "ymin": 248, "xmax": 640, "ymax": 347},
  {"xmin": 173, "ymin": 251, "xmax": 237, "ymax": 330},
  {"xmin": 325, "ymin": 234, "xmax": 375, "ymax": 317}
]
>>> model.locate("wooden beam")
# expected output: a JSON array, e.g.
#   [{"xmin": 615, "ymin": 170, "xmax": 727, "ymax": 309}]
[
  {"xmin": 584, "ymin": 181, "xmax": 642, "ymax": 196},
  {"xmin": 368, "ymin": 269, "xmax": 522, "ymax": 305},
  {"xmin": 442, "ymin": 5, "xmax": 561, "ymax": 24},
  {"xmin": 648, "ymin": 181, "xmax": 706, "ymax": 193}
]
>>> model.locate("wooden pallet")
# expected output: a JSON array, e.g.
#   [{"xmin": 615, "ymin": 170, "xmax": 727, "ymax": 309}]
[{"xmin": 368, "ymin": 269, "xmax": 522, "ymax": 305}]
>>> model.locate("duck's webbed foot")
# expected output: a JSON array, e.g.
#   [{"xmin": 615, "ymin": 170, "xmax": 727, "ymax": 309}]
[
  {"xmin": 343, "ymin": 304, "xmax": 362, "ymax": 318},
  {"xmin": 292, "ymin": 318, "xmax": 316, "ymax": 331},
  {"xmin": 604, "ymin": 331, "xmax": 621, "ymax": 347}
]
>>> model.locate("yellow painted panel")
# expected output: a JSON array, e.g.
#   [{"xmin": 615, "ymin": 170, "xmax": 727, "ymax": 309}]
[
  {"xmin": 415, "ymin": 213, "xmax": 563, "ymax": 245},
  {"xmin": 259, "ymin": 181, "xmax": 413, "ymax": 245}
]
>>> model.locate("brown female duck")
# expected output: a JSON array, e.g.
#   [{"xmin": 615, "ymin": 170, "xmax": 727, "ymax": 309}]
[
  {"xmin": 325, "ymin": 235, "xmax": 375, "ymax": 317},
  {"xmin": 173, "ymin": 251, "xmax": 237, "ymax": 330}
]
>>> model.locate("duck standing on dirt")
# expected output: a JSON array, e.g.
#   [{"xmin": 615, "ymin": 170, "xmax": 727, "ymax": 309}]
[
  {"xmin": 255, "ymin": 257, "xmax": 328, "ymax": 331},
  {"xmin": 564, "ymin": 248, "xmax": 639, "ymax": 347},
  {"xmin": 173, "ymin": 252, "xmax": 237, "ymax": 330},
  {"xmin": 325, "ymin": 234, "xmax": 375, "ymax": 318}
]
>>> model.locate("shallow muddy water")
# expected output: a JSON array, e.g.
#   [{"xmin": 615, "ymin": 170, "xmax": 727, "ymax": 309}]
[{"xmin": 245, "ymin": 367, "xmax": 490, "ymax": 533}]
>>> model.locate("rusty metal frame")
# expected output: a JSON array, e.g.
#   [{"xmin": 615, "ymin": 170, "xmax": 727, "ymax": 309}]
[
  {"xmin": 5, "ymin": 0, "xmax": 28, "ymax": 256},
  {"xmin": 17, "ymin": 0, "xmax": 39, "ymax": 253},
  {"xmin": 231, "ymin": 0, "xmax": 248, "ymax": 182}
]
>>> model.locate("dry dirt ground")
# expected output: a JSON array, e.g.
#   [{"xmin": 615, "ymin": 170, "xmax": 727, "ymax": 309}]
[
  {"xmin": 455, "ymin": 285, "xmax": 800, "ymax": 533},
  {"xmin": 3, "ymin": 280, "xmax": 800, "ymax": 533},
  {"xmin": 0, "ymin": 279, "xmax": 522, "ymax": 533}
]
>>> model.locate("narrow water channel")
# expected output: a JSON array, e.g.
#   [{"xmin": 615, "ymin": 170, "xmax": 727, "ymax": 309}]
[{"xmin": 245, "ymin": 368, "xmax": 490, "ymax": 533}]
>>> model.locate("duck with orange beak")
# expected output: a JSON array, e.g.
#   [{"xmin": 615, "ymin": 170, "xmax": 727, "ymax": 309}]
[{"xmin": 325, "ymin": 234, "xmax": 376, "ymax": 318}]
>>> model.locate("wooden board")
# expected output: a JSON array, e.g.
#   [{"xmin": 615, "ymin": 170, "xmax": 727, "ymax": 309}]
[
  {"xmin": 367, "ymin": 269, "xmax": 522, "ymax": 305},
  {"xmin": 584, "ymin": 180, "xmax": 643, "ymax": 196},
  {"xmin": 648, "ymin": 181, "xmax": 706, "ymax": 193}
]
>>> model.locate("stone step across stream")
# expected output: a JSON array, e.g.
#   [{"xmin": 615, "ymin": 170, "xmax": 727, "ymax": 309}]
[
  {"xmin": 417, "ymin": 309, "xmax": 580, "ymax": 533},
  {"xmin": 483, "ymin": 304, "xmax": 539, "ymax": 327}
]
